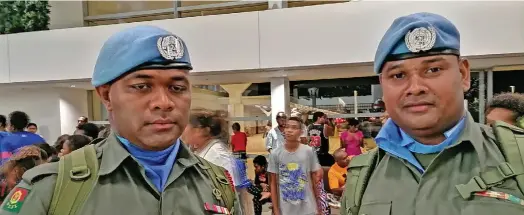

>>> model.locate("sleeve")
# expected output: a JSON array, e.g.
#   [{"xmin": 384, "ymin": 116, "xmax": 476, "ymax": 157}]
[
  {"xmin": 267, "ymin": 152, "xmax": 278, "ymax": 174},
  {"xmin": 357, "ymin": 131, "xmax": 364, "ymax": 139},
  {"xmin": 0, "ymin": 176, "xmax": 55, "ymax": 215},
  {"xmin": 265, "ymin": 131, "xmax": 273, "ymax": 150},
  {"xmin": 310, "ymin": 147, "xmax": 321, "ymax": 172},
  {"xmin": 328, "ymin": 170, "xmax": 340, "ymax": 189},
  {"xmin": 0, "ymin": 139, "xmax": 12, "ymax": 165},
  {"xmin": 232, "ymin": 192, "xmax": 244, "ymax": 215}
]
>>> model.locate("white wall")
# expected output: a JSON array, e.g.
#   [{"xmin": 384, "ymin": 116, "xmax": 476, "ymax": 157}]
[
  {"xmin": 0, "ymin": 88, "xmax": 88, "ymax": 143},
  {"xmin": 0, "ymin": 88, "xmax": 61, "ymax": 142},
  {"xmin": 0, "ymin": 1, "xmax": 523, "ymax": 83},
  {"xmin": 59, "ymin": 89, "xmax": 89, "ymax": 135},
  {"xmin": 49, "ymin": 1, "xmax": 85, "ymax": 30}
]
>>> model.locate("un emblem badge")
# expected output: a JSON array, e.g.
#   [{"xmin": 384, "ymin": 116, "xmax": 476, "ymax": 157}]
[
  {"xmin": 404, "ymin": 27, "xmax": 436, "ymax": 53},
  {"xmin": 157, "ymin": 35, "xmax": 185, "ymax": 60}
]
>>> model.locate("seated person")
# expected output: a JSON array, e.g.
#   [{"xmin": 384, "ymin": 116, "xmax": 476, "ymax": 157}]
[
  {"xmin": 328, "ymin": 149, "xmax": 350, "ymax": 197},
  {"xmin": 247, "ymin": 155, "xmax": 271, "ymax": 215}
]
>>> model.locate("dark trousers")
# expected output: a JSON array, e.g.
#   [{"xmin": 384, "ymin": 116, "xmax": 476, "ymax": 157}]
[{"xmin": 247, "ymin": 184, "xmax": 270, "ymax": 215}]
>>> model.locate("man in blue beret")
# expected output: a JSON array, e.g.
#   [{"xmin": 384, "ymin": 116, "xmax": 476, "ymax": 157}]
[
  {"xmin": 0, "ymin": 25, "xmax": 242, "ymax": 215},
  {"xmin": 341, "ymin": 12, "xmax": 524, "ymax": 215}
]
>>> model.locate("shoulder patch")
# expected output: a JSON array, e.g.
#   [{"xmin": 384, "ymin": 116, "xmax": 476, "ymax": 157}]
[
  {"xmin": 2, "ymin": 188, "xmax": 30, "ymax": 213},
  {"xmin": 22, "ymin": 162, "xmax": 58, "ymax": 184}
]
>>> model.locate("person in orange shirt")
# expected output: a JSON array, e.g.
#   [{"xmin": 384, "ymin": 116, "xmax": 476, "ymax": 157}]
[{"xmin": 328, "ymin": 149, "xmax": 350, "ymax": 197}]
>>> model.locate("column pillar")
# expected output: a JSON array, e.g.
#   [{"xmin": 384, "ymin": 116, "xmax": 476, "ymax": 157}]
[
  {"xmin": 221, "ymin": 83, "xmax": 252, "ymax": 132},
  {"xmin": 270, "ymin": 77, "xmax": 290, "ymax": 127},
  {"xmin": 487, "ymin": 69, "xmax": 493, "ymax": 101},
  {"xmin": 268, "ymin": 0, "xmax": 287, "ymax": 9},
  {"xmin": 478, "ymin": 71, "xmax": 486, "ymax": 124}
]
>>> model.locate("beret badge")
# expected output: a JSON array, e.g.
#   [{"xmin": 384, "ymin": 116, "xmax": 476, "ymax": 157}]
[{"xmin": 405, "ymin": 27, "xmax": 437, "ymax": 53}]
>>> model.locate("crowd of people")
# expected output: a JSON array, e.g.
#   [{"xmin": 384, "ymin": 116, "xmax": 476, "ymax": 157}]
[{"xmin": 1, "ymin": 11, "xmax": 524, "ymax": 215}]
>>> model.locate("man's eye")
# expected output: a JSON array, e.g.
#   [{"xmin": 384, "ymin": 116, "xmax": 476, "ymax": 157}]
[
  {"xmin": 427, "ymin": 67, "xmax": 442, "ymax": 73},
  {"xmin": 170, "ymin": 85, "xmax": 187, "ymax": 93},
  {"xmin": 391, "ymin": 73, "xmax": 405, "ymax": 79},
  {"xmin": 131, "ymin": 84, "xmax": 150, "ymax": 90}
]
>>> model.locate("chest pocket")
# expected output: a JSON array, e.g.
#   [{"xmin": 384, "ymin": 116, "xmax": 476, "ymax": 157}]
[
  {"xmin": 357, "ymin": 202, "xmax": 391, "ymax": 215},
  {"xmin": 462, "ymin": 200, "xmax": 524, "ymax": 215}
]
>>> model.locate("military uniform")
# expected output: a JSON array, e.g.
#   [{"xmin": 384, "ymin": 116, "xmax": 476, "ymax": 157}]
[
  {"xmin": 0, "ymin": 134, "xmax": 242, "ymax": 214},
  {"xmin": 0, "ymin": 25, "xmax": 241, "ymax": 215},
  {"xmin": 341, "ymin": 12, "xmax": 524, "ymax": 215}
]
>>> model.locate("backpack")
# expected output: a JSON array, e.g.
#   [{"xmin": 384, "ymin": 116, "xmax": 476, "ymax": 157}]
[
  {"xmin": 341, "ymin": 121, "xmax": 524, "ymax": 215},
  {"xmin": 48, "ymin": 144, "xmax": 236, "ymax": 215}
]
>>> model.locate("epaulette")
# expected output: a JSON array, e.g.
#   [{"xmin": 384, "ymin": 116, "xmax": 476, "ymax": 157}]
[{"xmin": 22, "ymin": 162, "xmax": 59, "ymax": 184}]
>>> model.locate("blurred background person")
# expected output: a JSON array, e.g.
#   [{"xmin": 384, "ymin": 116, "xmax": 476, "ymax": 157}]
[
  {"xmin": 35, "ymin": 143, "xmax": 58, "ymax": 162},
  {"xmin": 0, "ymin": 111, "xmax": 45, "ymax": 164},
  {"xmin": 339, "ymin": 118, "xmax": 364, "ymax": 158},
  {"xmin": 0, "ymin": 145, "xmax": 47, "ymax": 203},
  {"xmin": 25, "ymin": 123, "xmax": 38, "ymax": 134},
  {"xmin": 246, "ymin": 155, "xmax": 271, "ymax": 215},
  {"xmin": 182, "ymin": 109, "xmax": 249, "ymax": 214},
  {"xmin": 58, "ymin": 134, "xmax": 91, "ymax": 157},
  {"xmin": 486, "ymin": 92, "xmax": 524, "ymax": 127},
  {"xmin": 74, "ymin": 122, "xmax": 100, "ymax": 140},
  {"xmin": 231, "ymin": 122, "xmax": 248, "ymax": 161}
]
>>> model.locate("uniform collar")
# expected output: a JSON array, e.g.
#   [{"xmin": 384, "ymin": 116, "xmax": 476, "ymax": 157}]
[
  {"xmin": 375, "ymin": 111, "xmax": 477, "ymax": 172},
  {"xmin": 98, "ymin": 132, "xmax": 199, "ymax": 176}
]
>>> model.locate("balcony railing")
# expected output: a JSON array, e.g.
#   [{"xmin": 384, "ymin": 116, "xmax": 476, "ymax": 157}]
[{"xmin": 84, "ymin": 0, "xmax": 350, "ymax": 26}]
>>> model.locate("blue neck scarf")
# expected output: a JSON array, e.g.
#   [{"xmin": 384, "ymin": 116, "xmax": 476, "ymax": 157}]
[
  {"xmin": 116, "ymin": 135, "xmax": 180, "ymax": 192},
  {"xmin": 376, "ymin": 116, "xmax": 466, "ymax": 172}
]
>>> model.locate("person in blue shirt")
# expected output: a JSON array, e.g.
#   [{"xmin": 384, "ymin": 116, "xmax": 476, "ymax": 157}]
[
  {"xmin": 0, "ymin": 111, "xmax": 45, "ymax": 164},
  {"xmin": 0, "ymin": 115, "xmax": 9, "ymax": 142}
]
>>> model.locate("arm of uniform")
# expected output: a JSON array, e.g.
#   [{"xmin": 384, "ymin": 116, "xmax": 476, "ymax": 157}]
[
  {"xmin": 232, "ymin": 192, "xmax": 243, "ymax": 215},
  {"xmin": 0, "ymin": 163, "xmax": 57, "ymax": 214}
]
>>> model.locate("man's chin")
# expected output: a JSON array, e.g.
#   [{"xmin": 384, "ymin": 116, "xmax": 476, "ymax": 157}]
[{"xmin": 138, "ymin": 134, "xmax": 180, "ymax": 151}]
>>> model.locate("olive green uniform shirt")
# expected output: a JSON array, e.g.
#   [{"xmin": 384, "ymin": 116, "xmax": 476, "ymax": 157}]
[
  {"xmin": 344, "ymin": 114, "xmax": 524, "ymax": 215},
  {"xmin": 0, "ymin": 134, "xmax": 242, "ymax": 215}
]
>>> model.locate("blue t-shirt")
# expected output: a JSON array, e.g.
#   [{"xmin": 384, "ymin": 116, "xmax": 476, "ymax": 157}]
[{"xmin": 0, "ymin": 131, "xmax": 45, "ymax": 164}]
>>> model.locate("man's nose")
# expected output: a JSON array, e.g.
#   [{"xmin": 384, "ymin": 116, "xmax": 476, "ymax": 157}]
[
  {"xmin": 150, "ymin": 88, "xmax": 175, "ymax": 111},
  {"xmin": 405, "ymin": 75, "xmax": 428, "ymax": 96}
]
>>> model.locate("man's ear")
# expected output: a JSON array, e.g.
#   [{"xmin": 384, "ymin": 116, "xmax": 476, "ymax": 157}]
[
  {"xmin": 95, "ymin": 85, "xmax": 112, "ymax": 112},
  {"xmin": 459, "ymin": 58, "xmax": 471, "ymax": 93}
]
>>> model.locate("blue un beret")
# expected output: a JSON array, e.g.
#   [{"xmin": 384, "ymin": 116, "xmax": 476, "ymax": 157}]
[
  {"xmin": 92, "ymin": 25, "xmax": 192, "ymax": 87},
  {"xmin": 374, "ymin": 12, "xmax": 460, "ymax": 74}
]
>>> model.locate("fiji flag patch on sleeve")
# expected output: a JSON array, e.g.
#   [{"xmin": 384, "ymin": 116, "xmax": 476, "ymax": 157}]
[{"xmin": 2, "ymin": 188, "xmax": 30, "ymax": 213}]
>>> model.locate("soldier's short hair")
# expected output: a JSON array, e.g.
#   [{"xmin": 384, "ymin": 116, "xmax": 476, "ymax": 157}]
[{"xmin": 486, "ymin": 92, "xmax": 524, "ymax": 120}]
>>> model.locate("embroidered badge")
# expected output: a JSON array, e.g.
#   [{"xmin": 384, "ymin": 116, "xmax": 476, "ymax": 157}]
[
  {"xmin": 2, "ymin": 188, "xmax": 30, "ymax": 213},
  {"xmin": 224, "ymin": 170, "xmax": 236, "ymax": 193},
  {"xmin": 204, "ymin": 202, "xmax": 230, "ymax": 214},
  {"xmin": 405, "ymin": 26, "xmax": 437, "ymax": 53},
  {"xmin": 474, "ymin": 190, "xmax": 524, "ymax": 206},
  {"xmin": 157, "ymin": 35, "xmax": 185, "ymax": 60}
]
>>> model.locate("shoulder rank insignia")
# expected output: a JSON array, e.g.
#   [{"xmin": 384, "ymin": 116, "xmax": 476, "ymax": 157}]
[
  {"xmin": 204, "ymin": 202, "xmax": 230, "ymax": 214},
  {"xmin": 2, "ymin": 188, "xmax": 30, "ymax": 213}
]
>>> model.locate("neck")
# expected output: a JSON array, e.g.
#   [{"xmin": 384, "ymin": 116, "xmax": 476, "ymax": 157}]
[
  {"xmin": 194, "ymin": 138, "xmax": 214, "ymax": 153},
  {"xmin": 285, "ymin": 140, "xmax": 300, "ymax": 150},
  {"xmin": 412, "ymin": 134, "xmax": 446, "ymax": 145}
]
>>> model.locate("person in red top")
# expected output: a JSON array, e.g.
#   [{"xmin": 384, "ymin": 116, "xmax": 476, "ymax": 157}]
[{"xmin": 231, "ymin": 122, "xmax": 248, "ymax": 160}]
